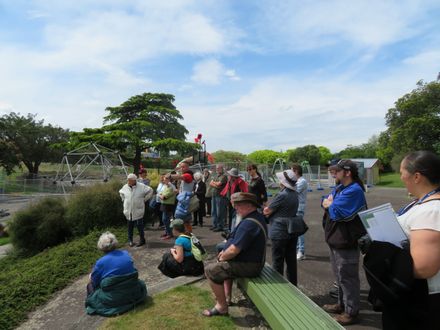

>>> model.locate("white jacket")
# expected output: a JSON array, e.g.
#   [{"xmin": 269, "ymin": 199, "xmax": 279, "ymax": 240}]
[{"xmin": 119, "ymin": 182, "xmax": 153, "ymax": 221}]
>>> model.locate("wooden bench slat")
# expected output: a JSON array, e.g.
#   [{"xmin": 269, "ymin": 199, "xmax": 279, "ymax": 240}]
[
  {"xmin": 259, "ymin": 266, "xmax": 343, "ymax": 328},
  {"xmin": 238, "ymin": 265, "xmax": 344, "ymax": 330}
]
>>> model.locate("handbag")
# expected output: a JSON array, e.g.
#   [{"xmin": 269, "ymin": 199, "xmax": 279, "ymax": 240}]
[
  {"xmin": 188, "ymin": 195, "xmax": 200, "ymax": 213},
  {"xmin": 287, "ymin": 215, "xmax": 309, "ymax": 236}
]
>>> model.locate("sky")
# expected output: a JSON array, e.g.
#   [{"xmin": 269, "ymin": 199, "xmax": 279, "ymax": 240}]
[{"xmin": 0, "ymin": 0, "xmax": 439, "ymax": 154}]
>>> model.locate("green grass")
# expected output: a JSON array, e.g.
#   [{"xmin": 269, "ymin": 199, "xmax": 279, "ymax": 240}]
[
  {"xmin": 100, "ymin": 285, "xmax": 236, "ymax": 330},
  {"xmin": 377, "ymin": 172, "xmax": 405, "ymax": 188},
  {"xmin": 0, "ymin": 236, "xmax": 10, "ymax": 246},
  {"xmin": 0, "ymin": 226, "xmax": 126, "ymax": 330}
]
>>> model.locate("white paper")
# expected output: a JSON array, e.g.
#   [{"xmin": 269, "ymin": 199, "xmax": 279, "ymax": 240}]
[{"xmin": 358, "ymin": 203, "xmax": 408, "ymax": 248}]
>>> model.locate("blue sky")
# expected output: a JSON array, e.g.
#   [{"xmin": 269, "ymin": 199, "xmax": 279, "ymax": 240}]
[{"xmin": 1, "ymin": 0, "xmax": 439, "ymax": 153}]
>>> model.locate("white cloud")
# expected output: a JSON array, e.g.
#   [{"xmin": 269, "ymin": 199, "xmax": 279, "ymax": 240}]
[
  {"xmin": 182, "ymin": 57, "xmax": 439, "ymax": 154},
  {"xmin": 191, "ymin": 59, "xmax": 224, "ymax": 85},
  {"xmin": 191, "ymin": 59, "xmax": 240, "ymax": 85},
  {"xmin": 255, "ymin": 0, "xmax": 439, "ymax": 51}
]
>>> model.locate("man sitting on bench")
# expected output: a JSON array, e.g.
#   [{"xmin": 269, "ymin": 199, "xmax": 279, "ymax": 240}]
[{"xmin": 202, "ymin": 192, "xmax": 267, "ymax": 317}]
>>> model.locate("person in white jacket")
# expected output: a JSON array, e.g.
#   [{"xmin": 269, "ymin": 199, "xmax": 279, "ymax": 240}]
[{"xmin": 119, "ymin": 173, "xmax": 153, "ymax": 247}]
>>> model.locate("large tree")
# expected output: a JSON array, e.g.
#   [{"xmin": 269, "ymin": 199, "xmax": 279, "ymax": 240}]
[
  {"xmin": 380, "ymin": 80, "xmax": 440, "ymax": 163},
  {"xmin": 70, "ymin": 93, "xmax": 194, "ymax": 173},
  {"xmin": 0, "ymin": 113, "xmax": 69, "ymax": 177},
  {"xmin": 211, "ymin": 150, "xmax": 248, "ymax": 164},
  {"xmin": 247, "ymin": 149, "xmax": 285, "ymax": 164},
  {"xmin": 287, "ymin": 145, "xmax": 321, "ymax": 165}
]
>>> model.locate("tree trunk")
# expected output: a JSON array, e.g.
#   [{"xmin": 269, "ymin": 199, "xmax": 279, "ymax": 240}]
[
  {"xmin": 133, "ymin": 147, "xmax": 141, "ymax": 176},
  {"xmin": 22, "ymin": 161, "xmax": 41, "ymax": 179}
]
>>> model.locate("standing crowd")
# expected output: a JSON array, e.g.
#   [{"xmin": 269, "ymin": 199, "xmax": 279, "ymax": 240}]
[{"xmin": 85, "ymin": 151, "xmax": 440, "ymax": 329}]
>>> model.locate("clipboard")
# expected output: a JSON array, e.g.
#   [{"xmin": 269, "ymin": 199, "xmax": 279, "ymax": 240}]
[{"xmin": 358, "ymin": 203, "xmax": 408, "ymax": 248}]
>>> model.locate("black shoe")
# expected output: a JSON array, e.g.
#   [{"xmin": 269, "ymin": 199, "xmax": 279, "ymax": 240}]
[
  {"xmin": 213, "ymin": 228, "xmax": 223, "ymax": 232},
  {"xmin": 210, "ymin": 227, "xmax": 216, "ymax": 231},
  {"xmin": 200, "ymin": 223, "xmax": 203, "ymax": 227},
  {"xmin": 329, "ymin": 283, "xmax": 339, "ymax": 299},
  {"xmin": 136, "ymin": 241, "xmax": 146, "ymax": 247},
  {"xmin": 192, "ymin": 223, "xmax": 198, "ymax": 226}
]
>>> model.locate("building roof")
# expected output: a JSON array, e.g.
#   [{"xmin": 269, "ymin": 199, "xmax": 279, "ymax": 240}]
[{"xmin": 350, "ymin": 158, "xmax": 380, "ymax": 169}]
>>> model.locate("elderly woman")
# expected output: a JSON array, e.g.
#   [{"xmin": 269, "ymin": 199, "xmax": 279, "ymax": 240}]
[
  {"xmin": 263, "ymin": 170, "xmax": 299, "ymax": 285},
  {"xmin": 192, "ymin": 172, "xmax": 206, "ymax": 227},
  {"xmin": 158, "ymin": 219, "xmax": 204, "ymax": 278},
  {"xmin": 85, "ymin": 232, "xmax": 147, "ymax": 316},
  {"xmin": 374, "ymin": 151, "xmax": 440, "ymax": 329}
]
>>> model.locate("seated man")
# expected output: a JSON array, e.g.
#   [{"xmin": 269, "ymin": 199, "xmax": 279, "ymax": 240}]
[
  {"xmin": 202, "ymin": 192, "xmax": 267, "ymax": 316},
  {"xmin": 85, "ymin": 232, "xmax": 147, "ymax": 316}
]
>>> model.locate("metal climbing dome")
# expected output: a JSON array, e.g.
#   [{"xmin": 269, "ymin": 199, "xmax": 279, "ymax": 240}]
[{"xmin": 54, "ymin": 143, "xmax": 128, "ymax": 193}]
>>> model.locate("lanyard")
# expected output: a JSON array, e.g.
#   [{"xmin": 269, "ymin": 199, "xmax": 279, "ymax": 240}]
[{"xmin": 397, "ymin": 187, "xmax": 440, "ymax": 216}]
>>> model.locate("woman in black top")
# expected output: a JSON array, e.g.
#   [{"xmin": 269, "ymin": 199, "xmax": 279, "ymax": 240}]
[{"xmin": 247, "ymin": 164, "xmax": 268, "ymax": 207}]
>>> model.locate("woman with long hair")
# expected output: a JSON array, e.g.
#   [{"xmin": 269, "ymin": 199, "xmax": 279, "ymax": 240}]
[{"xmin": 247, "ymin": 164, "xmax": 268, "ymax": 208}]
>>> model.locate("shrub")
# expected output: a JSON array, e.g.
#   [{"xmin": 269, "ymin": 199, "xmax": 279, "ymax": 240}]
[
  {"xmin": 65, "ymin": 180, "xmax": 125, "ymax": 236},
  {"xmin": 9, "ymin": 197, "xmax": 70, "ymax": 255}
]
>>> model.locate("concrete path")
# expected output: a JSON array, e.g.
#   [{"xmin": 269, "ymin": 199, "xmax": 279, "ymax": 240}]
[{"xmin": 10, "ymin": 186, "xmax": 410, "ymax": 329}]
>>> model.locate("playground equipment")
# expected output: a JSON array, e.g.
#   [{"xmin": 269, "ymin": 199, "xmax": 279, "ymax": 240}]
[{"xmin": 54, "ymin": 143, "xmax": 128, "ymax": 193}]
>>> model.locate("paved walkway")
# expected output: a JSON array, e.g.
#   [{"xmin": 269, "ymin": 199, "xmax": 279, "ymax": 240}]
[{"xmin": 10, "ymin": 186, "xmax": 409, "ymax": 329}]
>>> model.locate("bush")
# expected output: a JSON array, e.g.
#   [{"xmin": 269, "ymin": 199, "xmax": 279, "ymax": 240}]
[
  {"xmin": 9, "ymin": 197, "xmax": 70, "ymax": 255},
  {"xmin": 65, "ymin": 181, "xmax": 125, "ymax": 236}
]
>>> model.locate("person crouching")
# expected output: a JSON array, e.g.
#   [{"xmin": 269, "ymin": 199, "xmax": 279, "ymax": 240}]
[{"xmin": 158, "ymin": 219, "xmax": 204, "ymax": 278}]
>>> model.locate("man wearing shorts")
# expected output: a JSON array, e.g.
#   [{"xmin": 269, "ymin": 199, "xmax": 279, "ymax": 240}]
[{"xmin": 202, "ymin": 192, "xmax": 267, "ymax": 317}]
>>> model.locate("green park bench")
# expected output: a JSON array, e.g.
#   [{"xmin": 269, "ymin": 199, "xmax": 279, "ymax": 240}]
[{"xmin": 237, "ymin": 264, "xmax": 344, "ymax": 330}]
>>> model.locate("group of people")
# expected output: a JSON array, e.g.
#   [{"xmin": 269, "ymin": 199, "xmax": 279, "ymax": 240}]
[{"xmin": 85, "ymin": 151, "xmax": 440, "ymax": 329}]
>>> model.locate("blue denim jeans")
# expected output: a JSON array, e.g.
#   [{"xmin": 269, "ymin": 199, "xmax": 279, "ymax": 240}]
[
  {"xmin": 162, "ymin": 210, "xmax": 172, "ymax": 236},
  {"xmin": 211, "ymin": 196, "xmax": 218, "ymax": 228},
  {"xmin": 215, "ymin": 196, "xmax": 228, "ymax": 230},
  {"xmin": 296, "ymin": 211, "xmax": 305, "ymax": 253}
]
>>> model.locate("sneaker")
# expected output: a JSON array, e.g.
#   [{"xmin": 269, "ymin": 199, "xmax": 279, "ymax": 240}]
[
  {"xmin": 128, "ymin": 241, "xmax": 135, "ymax": 247},
  {"xmin": 333, "ymin": 312, "xmax": 358, "ymax": 325},
  {"xmin": 161, "ymin": 235, "xmax": 172, "ymax": 240},
  {"xmin": 136, "ymin": 241, "xmax": 146, "ymax": 247},
  {"xmin": 322, "ymin": 303, "xmax": 343, "ymax": 314},
  {"xmin": 297, "ymin": 251, "xmax": 306, "ymax": 260},
  {"xmin": 213, "ymin": 228, "xmax": 223, "ymax": 232}
]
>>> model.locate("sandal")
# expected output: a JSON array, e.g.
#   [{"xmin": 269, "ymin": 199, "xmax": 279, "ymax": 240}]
[{"xmin": 202, "ymin": 307, "xmax": 228, "ymax": 317}]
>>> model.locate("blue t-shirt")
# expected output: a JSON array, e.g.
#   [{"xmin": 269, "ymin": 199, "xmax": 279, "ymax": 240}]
[
  {"xmin": 91, "ymin": 250, "xmax": 136, "ymax": 288},
  {"xmin": 223, "ymin": 211, "xmax": 267, "ymax": 263},
  {"xmin": 175, "ymin": 235, "xmax": 192, "ymax": 257},
  {"xmin": 328, "ymin": 183, "xmax": 366, "ymax": 221}
]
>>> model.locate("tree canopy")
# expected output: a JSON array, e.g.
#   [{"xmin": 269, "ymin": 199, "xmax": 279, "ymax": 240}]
[
  {"xmin": 286, "ymin": 145, "xmax": 321, "ymax": 165},
  {"xmin": 0, "ymin": 113, "xmax": 69, "ymax": 177},
  {"xmin": 247, "ymin": 149, "xmax": 284, "ymax": 164},
  {"xmin": 70, "ymin": 93, "xmax": 194, "ymax": 173},
  {"xmin": 211, "ymin": 150, "xmax": 248, "ymax": 164},
  {"xmin": 378, "ymin": 80, "xmax": 440, "ymax": 168}
]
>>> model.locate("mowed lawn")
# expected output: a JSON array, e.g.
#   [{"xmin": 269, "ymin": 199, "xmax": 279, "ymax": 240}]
[
  {"xmin": 377, "ymin": 173, "xmax": 404, "ymax": 188},
  {"xmin": 100, "ymin": 285, "xmax": 235, "ymax": 330}
]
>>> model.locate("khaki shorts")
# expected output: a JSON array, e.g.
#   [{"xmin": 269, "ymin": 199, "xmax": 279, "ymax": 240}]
[{"xmin": 205, "ymin": 260, "xmax": 262, "ymax": 284}]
